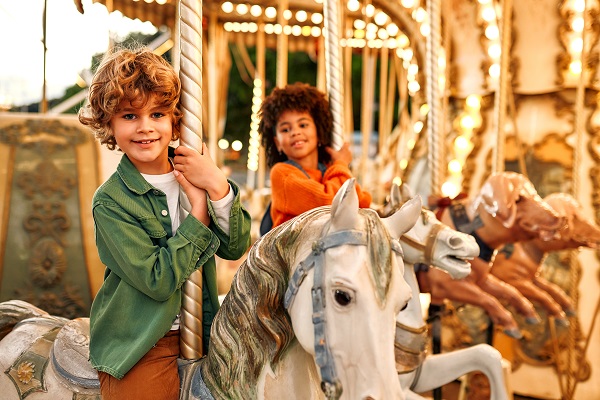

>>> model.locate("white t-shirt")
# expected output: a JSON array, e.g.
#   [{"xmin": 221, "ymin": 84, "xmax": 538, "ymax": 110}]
[{"xmin": 141, "ymin": 171, "xmax": 235, "ymax": 330}]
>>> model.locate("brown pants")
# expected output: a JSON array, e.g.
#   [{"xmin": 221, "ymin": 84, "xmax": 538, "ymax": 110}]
[{"xmin": 98, "ymin": 330, "xmax": 180, "ymax": 400}]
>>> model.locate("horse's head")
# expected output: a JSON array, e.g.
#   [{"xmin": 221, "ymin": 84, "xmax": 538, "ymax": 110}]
[
  {"xmin": 540, "ymin": 193, "xmax": 600, "ymax": 250},
  {"xmin": 380, "ymin": 183, "xmax": 478, "ymax": 280},
  {"xmin": 472, "ymin": 172, "xmax": 565, "ymax": 242},
  {"xmin": 285, "ymin": 178, "xmax": 420, "ymax": 399}
]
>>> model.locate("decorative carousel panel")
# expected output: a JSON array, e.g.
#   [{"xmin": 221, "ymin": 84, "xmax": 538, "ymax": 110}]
[{"xmin": 0, "ymin": 114, "xmax": 103, "ymax": 319}]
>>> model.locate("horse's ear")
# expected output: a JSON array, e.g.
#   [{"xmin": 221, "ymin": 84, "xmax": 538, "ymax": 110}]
[
  {"xmin": 382, "ymin": 195, "xmax": 422, "ymax": 238},
  {"xmin": 330, "ymin": 178, "xmax": 359, "ymax": 231},
  {"xmin": 399, "ymin": 183, "xmax": 413, "ymax": 202},
  {"xmin": 389, "ymin": 183, "xmax": 401, "ymax": 209}
]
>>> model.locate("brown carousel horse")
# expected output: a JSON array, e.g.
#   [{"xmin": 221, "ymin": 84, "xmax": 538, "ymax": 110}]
[
  {"xmin": 422, "ymin": 172, "xmax": 566, "ymax": 338},
  {"xmin": 491, "ymin": 192, "xmax": 600, "ymax": 325}
]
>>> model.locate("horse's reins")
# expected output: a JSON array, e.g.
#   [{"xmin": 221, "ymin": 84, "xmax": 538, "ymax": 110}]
[
  {"xmin": 399, "ymin": 216, "xmax": 444, "ymax": 266},
  {"xmin": 283, "ymin": 227, "xmax": 403, "ymax": 400}
]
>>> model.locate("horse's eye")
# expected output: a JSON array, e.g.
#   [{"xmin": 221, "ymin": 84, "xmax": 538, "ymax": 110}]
[{"xmin": 334, "ymin": 289, "xmax": 352, "ymax": 306}]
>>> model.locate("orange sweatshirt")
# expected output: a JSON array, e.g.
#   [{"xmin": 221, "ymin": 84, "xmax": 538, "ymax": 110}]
[{"xmin": 269, "ymin": 160, "xmax": 372, "ymax": 228}]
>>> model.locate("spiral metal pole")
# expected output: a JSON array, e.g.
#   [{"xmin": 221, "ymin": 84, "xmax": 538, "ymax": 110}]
[
  {"xmin": 179, "ymin": 0, "xmax": 204, "ymax": 360},
  {"xmin": 324, "ymin": 0, "xmax": 344, "ymax": 150},
  {"xmin": 426, "ymin": 0, "xmax": 442, "ymax": 196},
  {"xmin": 491, "ymin": 0, "xmax": 512, "ymax": 174}
]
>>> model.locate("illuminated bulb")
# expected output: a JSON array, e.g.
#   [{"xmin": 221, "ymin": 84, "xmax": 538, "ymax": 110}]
[
  {"xmin": 489, "ymin": 63, "xmax": 500, "ymax": 78},
  {"xmin": 408, "ymin": 81, "xmax": 421, "ymax": 93},
  {"xmin": 570, "ymin": 37, "xmax": 583, "ymax": 53},
  {"xmin": 414, "ymin": 121, "xmax": 424, "ymax": 133},
  {"xmin": 573, "ymin": 0, "xmax": 585, "ymax": 13},
  {"xmin": 347, "ymin": 0, "xmax": 360, "ymax": 12},
  {"xmin": 420, "ymin": 23, "xmax": 430, "ymax": 37},
  {"xmin": 400, "ymin": 159, "xmax": 408, "ymax": 169},
  {"xmin": 265, "ymin": 7, "xmax": 277, "ymax": 19},
  {"xmin": 235, "ymin": 3, "xmax": 248, "ymax": 15},
  {"xmin": 401, "ymin": 0, "xmax": 415, "ymax": 8},
  {"xmin": 413, "ymin": 8, "xmax": 427, "ymax": 23},
  {"xmin": 441, "ymin": 181, "xmax": 460, "ymax": 198},
  {"xmin": 393, "ymin": 176, "xmax": 403, "ymax": 186},
  {"xmin": 374, "ymin": 11, "xmax": 388, "ymax": 26},
  {"xmin": 488, "ymin": 43, "xmax": 501, "ymax": 59},
  {"xmin": 420, "ymin": 104, "xmax": 430, "ymax": 117},
  {"xmin": 570, "ymin": 60, "xmax": 582, "ymax": 74},
  {"xmin": 407, "ymin": 138, "xmax": 416, "ymax": 150},
  {"xmin": 485, "ymin": 25, "xmax": 499, "ymax": 40},
  {"xmin": 311, "ymin": 13, "xmax": 323, "ymax": 24},
  {"xmin": 460, "ymin": 115, "xmax": 475, "ymax": 130},
  {"xmin": 454, "ymin": 136, "xmax": 469, "ymax": 151},
  {"xmin": 250, "ymin": 5, "xmax": 262, "ymax": 17},
  {"xmin": 354, "ymin": 19, "xmax": 367, "ymax": 30},
  {"xmin": 465, "ymin": 94, "xmax": 480, "ymax": 109},
  {"xmin": 448, "ymin": 159, "xmax": 462, "ymax": 174},
  {"xmin": 283, "ymin": 9, "xmax": 292, "ymax": 20},
  {"xmin": 221, "ymin": 2, "xmax": 233, "ymax": 13},
  {"xmin": 296, "ymin": 10, "xmax": 307, "ymax": 22},
  {"xmin": 481, "ymin": 7, "xmax": 496, "ymax": 22},
  {"xmin": 218, "ymin": 139, "xmax": 229, "ymax": 150},
  {"xmin": 572, "ymin": 17, "xmax": 584, "ymax": 32},
  {"xmin": 232, "ymin": 140, "xmax": 243, "ymax": 151},
  {"xmin": 365, "ymin": 4, "xmax": 375, "ymax": 17}
]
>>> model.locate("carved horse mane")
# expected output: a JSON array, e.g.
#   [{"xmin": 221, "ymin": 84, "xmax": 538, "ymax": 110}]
[{"xmin": 201, "ymin": 205, "xmax": 397, "ymax": 399}]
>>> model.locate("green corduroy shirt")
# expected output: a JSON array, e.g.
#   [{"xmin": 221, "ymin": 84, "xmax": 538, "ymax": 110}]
[{"xmin": 89, "ymin": 151, "xmax": 252, "ymax": 379}]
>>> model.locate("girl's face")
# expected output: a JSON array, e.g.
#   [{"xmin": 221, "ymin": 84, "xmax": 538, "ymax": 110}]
[
  {"xmin": 110, "ymin": 94, "xmax": 175, "ymax": 175},
  {"xmin": 274, "ymin": 110, "xmax": 319, "ymax": 167}
]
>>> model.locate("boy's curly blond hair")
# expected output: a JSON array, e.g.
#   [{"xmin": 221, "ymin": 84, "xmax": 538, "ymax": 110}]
[{"xmin": 78, "ymin": 46, "xmax": 182, "ymax": 150}]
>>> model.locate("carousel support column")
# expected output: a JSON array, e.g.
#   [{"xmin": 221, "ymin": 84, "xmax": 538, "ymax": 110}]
[
  {"xmin": 567, "ymin": 1, "xmax": 589, "ymax": 398},
  {"xmin": 317, "ymin": 35, "xmax": 326, "ymax": 93},
  {"xmin": 376, "ymin": 47, "xmax": 389, "ymax": 204},
  {"xmin": 276, "ymin": 0, "xmax": 289, "ymax": 88},
  {"xmin": 173, "ymin": 0, "xmax": 181, "ymax": 73},
  {"xmin": 488, "ymin": 0, "xmax": 513, "ymax": 350},
  {"xmin": 491, "ymin": 0, "xmax": 512, "ymax": 175},
  {"xmin": 395, "ymin": 55, "xmax": 408, "ymax": 182},
  {"xmin": 207, "ymin": 6, "xmax": 219, "ymax": 163},
  {"xmin": 343, "ymin": 16, "xmax": 354, "ymax": 141},
  {"xmin": 179, "ymin": 0, "xmax": 205, "ymax": 360},
  {"xmin": 426, "ymin": 0, "xmax": 443, "ymax": 398},
  {"xmin": 256, "ymin": 18, "xmax": 267, "ymax": 195},
  {"xmin": 324, "ymin": 0, "xmax": 345, "ymax": 151},
  {"xmin": 41, "ymin": 0, "xmax": 48, "ymax": 113}
]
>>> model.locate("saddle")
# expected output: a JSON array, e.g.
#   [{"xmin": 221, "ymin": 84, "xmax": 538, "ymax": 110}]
[{"xmin": 50, "ymin": 318, "xmax": 101, "ymax": 393}]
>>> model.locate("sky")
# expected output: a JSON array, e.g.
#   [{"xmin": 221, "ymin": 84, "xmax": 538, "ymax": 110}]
[{"xmin": 0, "ymin": 0, "xmax": 158, "ymax": 108}]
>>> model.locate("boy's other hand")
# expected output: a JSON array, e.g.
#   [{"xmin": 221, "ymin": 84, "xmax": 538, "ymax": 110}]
[{"xmin": 174, "ymin": 169, "xmax": 210, "ymax": 225}]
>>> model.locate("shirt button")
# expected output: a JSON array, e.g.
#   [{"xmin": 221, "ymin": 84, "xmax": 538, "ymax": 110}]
[{"xmin": 161, "ymin": 210, "xmax": 168, "ymax": 216}]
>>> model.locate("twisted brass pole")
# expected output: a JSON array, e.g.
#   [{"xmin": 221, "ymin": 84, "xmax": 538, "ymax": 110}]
[
  {"xmin": 179, "ymin": 0, "xmax": 204, "ymax": 360},
  {"xmin": 324, "ymin": 0, "xmax": 344, "ymax": 151}
]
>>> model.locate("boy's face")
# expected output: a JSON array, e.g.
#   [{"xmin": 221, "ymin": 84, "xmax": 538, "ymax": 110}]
[
  {"xmin": 274, "ymin": 110, "xmax": 319, "ymax": 166},
  {"xmin": 110, "ymin": 95, "xmax": 175, "ymax": 174}
]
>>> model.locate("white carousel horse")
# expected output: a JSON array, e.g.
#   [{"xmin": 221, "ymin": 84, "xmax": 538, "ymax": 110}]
[
  {"xmin": 426, "ymin": 172, "xmax": 566, "ymax": 337},
  {"xmin": 0, "ymin": 178, "xmax": 421, "ymax": 400},
  {"xmin": 491, "ymin": 192, "xmax": 600, "ymax": 324},
  {"xmin": 378, "ymin": 184, "xmax": 509, "ymax": 400}
]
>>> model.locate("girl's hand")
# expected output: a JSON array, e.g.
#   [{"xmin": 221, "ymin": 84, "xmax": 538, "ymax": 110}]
[
  {"xmin": 174, "ymin": 143, "xmax": 230, "ymax": 201},
  {"xmin": 174, "ymin": 170, "xmax": 210, "ymax": 225},
  {"xmin": 325, "ymin": 141, "xmax": 353, "ymax": 165}
]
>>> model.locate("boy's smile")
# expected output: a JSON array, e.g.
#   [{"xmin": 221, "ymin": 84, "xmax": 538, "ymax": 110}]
[{"xmin": 111, "ymin": 95, "xmax": 175, "ymax": 175}]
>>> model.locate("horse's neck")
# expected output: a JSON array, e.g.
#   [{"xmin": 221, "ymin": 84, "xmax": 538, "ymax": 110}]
[
  {"xmin": 519, "ymin": 241, "xmax": 546, "ymax": 264},
  {"xmin": 259, "ymin": 340, "xmax": 323, "ymax": 400},
  {"xmin": 396, "ymin": 264, "xmax": 426, "ymax": 329}
]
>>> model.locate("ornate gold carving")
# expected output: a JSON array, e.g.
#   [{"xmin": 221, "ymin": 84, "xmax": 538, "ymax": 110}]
[
  {"xmin": 16, "ymin": 362, "xmax": 35, "ymax": 384},
  {"xmin": 23, "ymin": 202, "xmax": 70, "ymax": 247},
  {"xmin": 29, "ymin": 239, "xmax": 67, "ymax": 288},
  {"xmin": 17, "ymin": 159, "xmax": 76, "ymax": 199}
]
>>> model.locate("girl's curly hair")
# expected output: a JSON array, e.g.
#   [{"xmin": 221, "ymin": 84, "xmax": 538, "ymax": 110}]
[
  {"xmin": 259, "ymin": 82, "xmax": 333, "ymax": 168},
  {"xmin": 78, "ymin": 45, "xmax": 182, "ymax": 151}
]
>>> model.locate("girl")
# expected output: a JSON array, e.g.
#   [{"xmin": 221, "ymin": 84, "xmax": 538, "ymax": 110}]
[{"xmin": 259, "ymin": 82, "xmax": 372, "ymax": 229}]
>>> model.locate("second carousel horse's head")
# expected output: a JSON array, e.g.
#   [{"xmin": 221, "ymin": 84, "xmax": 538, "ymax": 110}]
[
  {"xmin": 472, "ymin": 172, "xmax": 565, "ymax": 241},
  {"xmin": 542, "ymin": 193, "xmax": 600, "ymax": 249},
  {"xmin": 379, "ymin": 183, "xmax": 478, "ymax": 280}
]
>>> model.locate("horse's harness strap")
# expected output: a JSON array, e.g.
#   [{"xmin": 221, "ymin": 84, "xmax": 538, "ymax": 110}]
[
  {"xmin": 284, "ymin": 228, "xmax": 401, "ymax": 399},
  {"xmin": 283, "ymin": 230, "xmax": 368, "ymax": 310},
  {"xmin": 399, "ymin": 223, "xmax": 443, "ymax": 265},
  {"xmin": 449, "ymin": 202, "xmax": 495, "ymax": 262}
]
